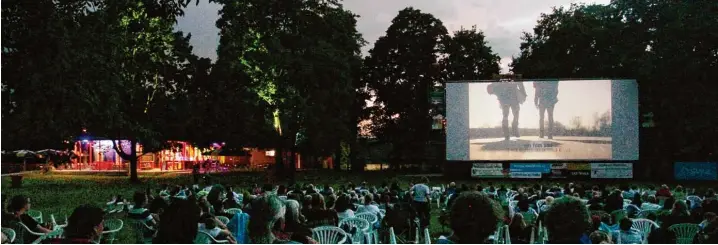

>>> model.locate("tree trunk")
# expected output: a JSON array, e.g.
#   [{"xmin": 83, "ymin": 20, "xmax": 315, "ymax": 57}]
[
  {"xmin": 274, "ymin": 146, "xmax": 284, "ymax": 182},
  {"xmin": 334, "ymin": 141, "xmax": 342, "ymax": 171},
  {"xmin": 129, "ymin": 140, "xmax": 138, "ymax": 183},
  {"xmin": 112, "ymin": 139, "xmax": 139, "ymax": 183},
  {"xmin": 288, "ymin": 147, "xmax": 296, "ymax": 184}
]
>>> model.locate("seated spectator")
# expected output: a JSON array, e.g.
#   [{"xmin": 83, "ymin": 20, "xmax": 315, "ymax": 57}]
[
  {"xmin": 545, "ymin": 196, "xmax": 591, "ymax": 244},
  {"xmin": 128, "ymin": 192, "xmax": 157, "ymax": 228},
  {"xmin": 516, "ymin": 199, "xmax": 538, "ymax": 225},
  {"xmin": 248, "ymin": 195, "xmax": 292, "ymax": 243},
  {"xmin": 612, "ymin": 218, "xmax": 644, "ymax": 244},
  {"xmin": 320, "ymin": 184, "xmax": 334, "ymax": 196},
  {"xmin": 589, "ymin": 230, "xmax": 612, "ymax": 244},
  {"xmin": 446, "ymin": 182, "xmax": 457, "ymax": 197},
  {"xmin": 704, "ymin": 198, "xmax": 718, "ymax": 215},
  {"xmin": 705, "ymin": 189, "xmax": 717, "ymax": 201},
  {"xmin": 277, "ymin": 185, "xmax": 289, "ymax": 196},
  {"xmin": 303, "ymin": 193, "xmax": 338, "ymax": 228},
  {"xmin": 357, "ymin": 194, "xmax": 383, "ymax": 219},
  {"xmin": 662, "ymin": 196, "xmax": 676, "ymax": 211},
  {"xmin": 301, "ymin": 195, "xmax": 312, "ymax": 212},
  {"xmin": 2, "ymin": 195, "xmax": 52, "ymax": 241},
  {"xmin": 213, "ymin": 203, "xmax": 234, "ymax": 219},
  {"xmin": 438, "ymin": 192, "xmax": 503, "ymax": 244},
  {"xmin": 604, "ymin": 191, "xmax": 624, "ymax": 213},
  {"xmin": 508, "ymin": 213, "xmax": 532, "ymax": 244},
  {"xmin": 154, "ymin": 199, "xmax": 202, "ymax": 244},
  {"xmin": 656, "ymin": 184, "xmax": 672, "ymax": 198},
  {"xmin": 148, "ymin": 197, "xmax": 168, "ymax": 223},
  {"xmin": 697, "ymin": 215, "xmax": 718, "ymax": 243},
  {"xmin": 325, "ymin": 194, "xmax": 337, "ymax": 210},
  {"xmin": 661, "ymin": 200, "xmax": 693, "ymax": 229},
  {"xmin": 642, "ymin": 196, "xmax": 661, "ymax": 210},
  {"xmin": 224, "ymin": 192, "xmax": 242, "ymax": 209},
  {"xmin": 275, "ymin": 199, "xmax": 316, "ymax": 244},
  {"xmin": 199, "ymin": 216, "xmax": 237, "ymax": 243},
  {"xmin": 646, "ymin": 186, "xmax": 657, "ymax": 197},
  {"xmin": 540, "ymin": 196, "xmax": 554, "ymax": 213},
  {"xmin": 621, "ymin": 184, "xmax": 634, "ymax": 200},
  {"xmin": 43, "ymin": 205, "xmax": 105, "ymax": 244},
  {"xmin": 700, "ymin": 212, "xmax": 717, "ymax": 230},
  {"xmin": 335, "ymin": 195, "xmax": 355, "ymax": 220},
  {"xmin": 674, "ymin": 185, "xmax": 686, "ymax": 202},
  {"xmin": 631, "ymin": 193, "xmax": 643, "ymax": 207}
]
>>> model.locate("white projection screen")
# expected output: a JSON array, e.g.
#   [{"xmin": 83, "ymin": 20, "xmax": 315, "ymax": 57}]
[{"xmin": 446, "ymin": 79, "xmax": 639, "ymax": 161}]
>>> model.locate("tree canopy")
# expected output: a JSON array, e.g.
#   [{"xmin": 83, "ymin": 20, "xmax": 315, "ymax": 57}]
[{"xmin": 511, "ymin": 1, "xmax": 718, "ymax": 176}]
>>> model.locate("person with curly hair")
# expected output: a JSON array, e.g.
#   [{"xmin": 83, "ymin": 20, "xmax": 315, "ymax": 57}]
[
  {"xmin": 544, "ymin": 196, "xmax": 591, "ymax": 244},
  {"xmin": 437, "ymin": 191, "xmax": 504, "ymax": 244}
]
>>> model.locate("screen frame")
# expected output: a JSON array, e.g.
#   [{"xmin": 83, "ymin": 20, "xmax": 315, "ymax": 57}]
[{"xmin": 445, "ymin": 78, "xmax": 639, "ymax": 162}]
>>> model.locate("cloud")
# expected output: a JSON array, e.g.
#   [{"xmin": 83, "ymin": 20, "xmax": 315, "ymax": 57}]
[{"xmin": 176, "ymin": 0, "xmax": 611, "ymax": 73}]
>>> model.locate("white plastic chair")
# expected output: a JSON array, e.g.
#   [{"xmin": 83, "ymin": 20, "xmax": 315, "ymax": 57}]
[
  {"xmin": 13, "ymin": 221, "xmax": 47, "ymax": 244},
  {"xmin": 194, "ymin": 231, "xmax": 229, "ymax": 244},
  {"xmin": 130, "ymin": 220, "xmax": 155, "ymax": 244},
  {"xmin": 101, "ymin": 219, "xmax": 123, "ymax": 244},
  {"xmin": 27, "ymin": 210, "xmax": 43, "ymax": 223},
  {"xmin": 2, "ymin": 228, "xmax": 16, "ymax": 244},
  {"xmin": 355, "ymin": 212, "xmax": 379, "ymax": 243},
  {"xmin": 423, "ymin": 228, "xmax": 431, "ymax": 244},
  {"xmin": 668, "ymin": 223, "xmax": 699, "ymax": 244},
  {"xmin": 216, "ymin": 216, "xmax": 230, "ymax": 225},
  {"xmin": 493, "ymin": 225, "xmax": 511, "ymax": 244},
  {"xmin": 529, "ymin": 227, "xmax": 535, "ymax": 244},
  {"xmin": 637, "ymin": 209, "xmax": 658, "ymax": 219},
  {"xmin": 50, "ymin": 214, "xmax": 68, "ymax": 230},
  {"xmin": 536, "ymin": 200, "xmax": 547, "ymax": 212},
  {"xmin": 36, "ymin": 228, "xmax": 65, "ymax": 243},
  {"xmin": 388, "ymin": 227, "xmax": 397, "ymax": 244},
  {"xmin": 312, "ymin": 226, "xmax": 348, "ymax": 244},
  {"xmin": 225, "ymin": 208, "xmax": 242, "ymax": 216},
  {"xmin": 686, "ymin": 195, "xmax": 703, "ymax": 206},
  {"xmin": 339, "ymin": 218, "xmax": 370, "ymax": 244},
  {"xmin": 631, "ymin": 219, "xmax": 658, "ymax": 244}
]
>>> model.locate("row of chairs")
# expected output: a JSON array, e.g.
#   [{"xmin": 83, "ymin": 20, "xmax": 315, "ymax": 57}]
[{"xmin": 2, "ymin": 218, "xmax": 123, "ymax": 244}]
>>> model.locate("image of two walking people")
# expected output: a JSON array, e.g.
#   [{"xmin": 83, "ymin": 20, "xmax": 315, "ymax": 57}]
[{"xmin": 487, "ymin": 81, "xmax": 559, "ymax": 141}]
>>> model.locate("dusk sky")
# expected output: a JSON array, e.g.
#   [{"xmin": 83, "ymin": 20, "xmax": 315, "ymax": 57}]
[{"xmin": 175, "ymin": 0, "xmax": 611, "ymax": 73}]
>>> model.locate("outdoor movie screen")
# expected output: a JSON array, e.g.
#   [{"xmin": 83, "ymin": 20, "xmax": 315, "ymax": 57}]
[{"xmin": 446, "ymin": 79, "xmax": 639, "ymax": 161}]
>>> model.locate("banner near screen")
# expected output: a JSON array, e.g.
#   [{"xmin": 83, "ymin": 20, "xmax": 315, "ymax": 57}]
[
  {"xmin": 674, "ymin": 162, "xmax": 717, "ymax": 181},
  {"xmin": 445, "ymin": 79, "xmax": 639, "ymax": 161},
  {"xmin": 567, "ymin": 163, "xmax": 591, "ymax": 178},
  {"xmin": 591, "ymin": 163, "xmax": 633, "ymax": 179},
  {"xmin": 471, "ymin": 163, "xmax": 505, "ymax": 178},
  {"xmin": 510, "ymin": 163, "xmax": 551, "ymax": 179},
  {"xmin": 549, "ymin": 163, "xmax": 568, "ymax": 178}
]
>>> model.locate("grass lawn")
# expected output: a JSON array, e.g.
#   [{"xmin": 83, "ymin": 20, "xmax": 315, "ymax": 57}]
[{"xmin": 1, "ymin": 170, "xmax": 700, "ymax": 243}]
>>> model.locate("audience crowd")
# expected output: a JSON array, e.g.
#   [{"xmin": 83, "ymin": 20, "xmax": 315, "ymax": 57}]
[{"xmin": 2, "ymin": 178, "xmax": 718, "ymax": 244}]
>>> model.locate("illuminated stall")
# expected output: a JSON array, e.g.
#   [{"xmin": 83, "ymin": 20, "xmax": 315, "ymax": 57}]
[
  {"xmin": 72, "ymin": 139, "xmax": 133, "ymax": 170},
  {"xmin": 70, "ymin": 139, "xmax": 208, "ymax": 171}
]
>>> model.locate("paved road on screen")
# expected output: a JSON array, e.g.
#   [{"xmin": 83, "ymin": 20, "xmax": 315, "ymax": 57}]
[{"xmin": 469, "ymin": 136, "xmax": 612, "ymax": 160}]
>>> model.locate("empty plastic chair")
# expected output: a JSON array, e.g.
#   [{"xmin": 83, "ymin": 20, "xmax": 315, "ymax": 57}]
[{"xmin": 312, "ymin": 226, "xmax": 348, "ymax": 244}]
